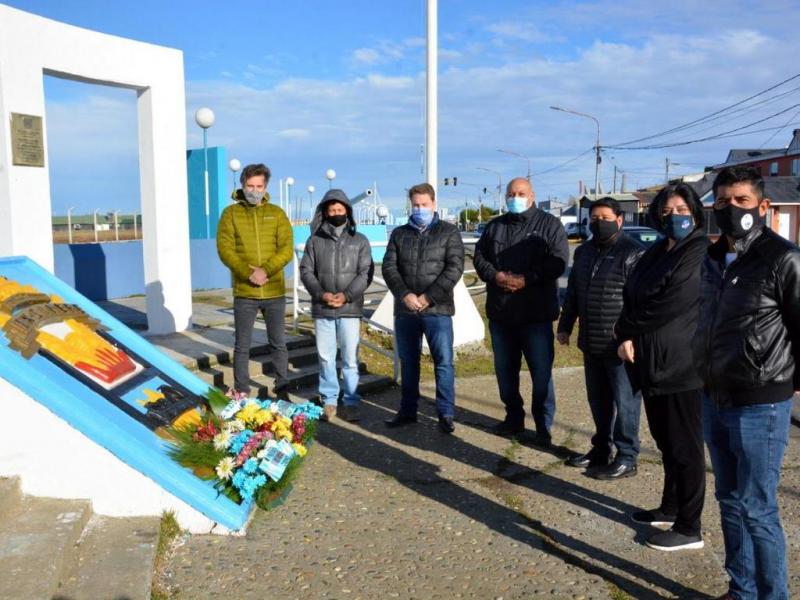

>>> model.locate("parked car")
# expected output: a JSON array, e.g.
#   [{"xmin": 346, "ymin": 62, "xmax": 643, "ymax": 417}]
[
  {"xmin": 472, "ymin": 222, "xmax": 488, "ymax": 238},
  {"xmin": 564, "ymin": 222, "xmax": 585, "ymax": 238},
  {"xmin": 622, "ymin": 225, "xmax": 662, "ymax": 247}
]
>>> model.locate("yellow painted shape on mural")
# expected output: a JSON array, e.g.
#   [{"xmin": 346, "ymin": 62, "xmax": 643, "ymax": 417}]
[
  {"xmin": 138, "ymin": 388, "xmax": 165, "ymax": 407},
  {"xmin": 36, "ymin": 319, "xmax": 116, "ymax": 369}
]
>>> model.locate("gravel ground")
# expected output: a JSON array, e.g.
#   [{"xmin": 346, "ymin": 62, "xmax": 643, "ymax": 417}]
[{"xmin": 160, "ymin": 369, "xmax": 800, "ymax": 600}]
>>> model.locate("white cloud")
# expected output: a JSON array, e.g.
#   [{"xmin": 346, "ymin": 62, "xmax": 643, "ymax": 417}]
[
  {"xmin": 277, "ymin": 128, "xmax": 311, "ymax": 140},
  {"xmin": 353, "ymin": 48, "xmax": 381, "ymax": 65}
]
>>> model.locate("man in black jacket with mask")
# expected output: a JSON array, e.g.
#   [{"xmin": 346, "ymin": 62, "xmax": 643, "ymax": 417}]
[
  {"xmin": 382, "ymin": 183, "xmax": 465, "ymax": 434},
  {"xmin": 693, "ymin": 166, "xmax": 800, "ymax": 600},
  {"xmin": 557, "ymin": 198, "xmax": 644, "ymax": 474},
  {"xmin": 300, "ymin": 189, "xmax": 373, "ymax": 423},
  {"xmin": 474, "ymin": 177, "xmax": 569, "ymax": 444}
]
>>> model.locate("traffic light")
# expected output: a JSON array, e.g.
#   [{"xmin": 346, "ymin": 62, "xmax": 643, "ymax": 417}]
[
  {"xmin": 482, "ymin": 187, "xmax": 488, "ymax": 194},
  {"xmin": 453, "ymin": 177, "xmax": 458, "ymax": 186},
  {"xmin": 444, "ymin": 178, "xmax": 450, "ymax": 186}
]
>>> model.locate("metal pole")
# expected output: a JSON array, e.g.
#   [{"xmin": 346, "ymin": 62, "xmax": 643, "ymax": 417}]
[
  {"xmin": 550, "ymin": 106, "xmax": 601, "ymax": 198},
  {"xmin": 93, "ymin": 209, "xmax": 99, "ymax": 243},
  {"xmin": 203, "ymin": 129, "xmax": 210, "ymax": 239},
  {"xmin": 113, "ymin": 211, "xmax": 119, "ymax": 241},
  {"xmin": 67, "ymin": 207, "xmax": 74, "ymax": 244},
  {"xmin": 426, "ymin": 0, "xmax": 438, "ymax": 189},
  {"xmin": 292, "ymin": 249, "xmax": 300, "ymax": 332},
  {"xmin": 133, "ymin": 212, "xmax": 139, "ymax": 239}
]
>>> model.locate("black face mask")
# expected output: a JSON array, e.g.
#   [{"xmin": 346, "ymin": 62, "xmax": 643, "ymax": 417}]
[
  {"xmin": 589, "ymin": 219, "xmax": 619, "ymax": 244},
  {"xmin": 713, "ymin": 204, "xmax": 761, "ymax": 239},
  {"xmin": 326, "ymin": 214, "xmax": 348, "ymax": 227}
]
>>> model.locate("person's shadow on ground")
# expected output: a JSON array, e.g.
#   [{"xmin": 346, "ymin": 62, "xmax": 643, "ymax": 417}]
[{"xmin": 315, "ymin": 394, "xmax": 711, "ymax": 600}]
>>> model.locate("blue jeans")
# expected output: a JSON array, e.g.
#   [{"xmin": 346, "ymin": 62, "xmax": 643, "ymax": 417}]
[
  {"xmin": 704, "ymin": 395, "xmax": 792, "ymax": 600},
  {"xmin": 314, "ymin": 317, "xmax": 361, "ymax": 407},
  {"xmin": 583, "ymin": 354, "xmax": 641, "ymax": 465},
  {"xmin": 394, "ymin": 313, "xmax": 455, "ymax": 419},
  {"xmin": 489, "ymin": 320, "xmax": 555, "ymax": 435}
]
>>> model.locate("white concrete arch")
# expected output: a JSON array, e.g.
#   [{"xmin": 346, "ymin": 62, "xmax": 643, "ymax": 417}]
[{"xmin": 0, "ymin": 5, "xmax": 192, "ymax": 333}]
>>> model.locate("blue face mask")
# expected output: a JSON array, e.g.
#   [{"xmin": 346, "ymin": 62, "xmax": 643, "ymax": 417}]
[
  {"xmin": 506, "ymin": 196, "xmax": 528, "ymax": 214},
  {"xmin": 663, "ymin": 214, "xmax": 694, "ymax": 240},
  {"xmin": 410, "ymin": 207, "xmax": 434, "ymax": 228}
]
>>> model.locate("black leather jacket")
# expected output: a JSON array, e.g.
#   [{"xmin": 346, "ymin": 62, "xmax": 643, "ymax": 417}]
[
  {"xmin": 300, "ymin": 194, "xmax": 374, "ymax": 319},
  {"xmin": 474, "ymin": 206, "xmax": 569, "ymax": 324},
  {"xmin": 381, "ymin": 216, "xmax": 465, "ymax": 316},
  {"xmin": 558, "ymin": 233, "xmax": 645, "ymax": 356},
  {"xmin": 692, "ymin": 226, "xmax": 800, "ymax": 407}
]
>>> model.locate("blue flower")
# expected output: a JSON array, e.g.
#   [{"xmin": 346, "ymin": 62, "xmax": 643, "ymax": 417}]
[{"xmin": 243, "ymin": 458, "xmax": 259, "ymax": 474}]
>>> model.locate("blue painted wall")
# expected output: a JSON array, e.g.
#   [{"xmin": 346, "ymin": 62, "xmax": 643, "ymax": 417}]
[
  {"xmin": 186, "ymin": 146, "xmax": 230, "ymax": 240},
  {"xmin": 53, "ymin": 225, "xmax": 389, "ymax": 300}
]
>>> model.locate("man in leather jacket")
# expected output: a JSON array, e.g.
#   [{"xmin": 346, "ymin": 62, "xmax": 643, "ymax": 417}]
[
  {"xmin": 474, "ymin": 177, "xmax": 569, "ymax": 445},
  {"xmin": 300, "ymin": 190, "xmax": 373, "ymax": 422},
  {"xmin": 557, "ymin": 198, "xmax": 644, "ymax": 476},
  {"xmin": 381, "ymin": 182, "xmax": 465, "ymax": 434},
  {"xmin": 693, "ymin": 166, "xmax": 800, "ymax": 600}
]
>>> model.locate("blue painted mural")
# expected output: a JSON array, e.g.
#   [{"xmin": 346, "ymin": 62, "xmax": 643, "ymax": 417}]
[{"xmin": 0, "ymin": 256, "xmax": 251, "ymax": 530}]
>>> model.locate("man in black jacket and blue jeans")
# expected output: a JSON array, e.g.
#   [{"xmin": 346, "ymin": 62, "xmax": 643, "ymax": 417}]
[
  {"xmin": 300, "ymin": 190, "xmax": 373, "ymax": 423},
  {"xmin": 474, "ymin": 177, "xmax": 569, "ymax": 444},
  {"xmin": 382, "ymin": 183, "xmax": 465, "ymax": 434},
  {"xmin": 557, "ymin": 198, "xmax": 644, "ymax": 475},
  {"xmin": 694, "ymin": 166, "xmax": 800, "ymax": 600}
]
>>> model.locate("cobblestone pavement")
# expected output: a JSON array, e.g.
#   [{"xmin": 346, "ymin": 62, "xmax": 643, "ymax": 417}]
[{"xmin": 161, "ymin": 369, "xmax": 800, "ymax": 599}]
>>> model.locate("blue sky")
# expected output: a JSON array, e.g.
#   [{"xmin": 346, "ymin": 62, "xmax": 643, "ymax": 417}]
[{"xmin": 6, "ymin": 0, "xmax": 800, "ymax": 216}]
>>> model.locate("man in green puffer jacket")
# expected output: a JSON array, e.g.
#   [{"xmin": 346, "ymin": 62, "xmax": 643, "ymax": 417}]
[{"xmin": 216, "ymin": 163, "xmax": 293, "ymax": 399}]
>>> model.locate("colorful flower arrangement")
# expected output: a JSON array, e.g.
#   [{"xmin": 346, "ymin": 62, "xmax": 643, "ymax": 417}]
[{"xmin": 168, "ymin": 388, "xmax": 322, "ymax": 510}]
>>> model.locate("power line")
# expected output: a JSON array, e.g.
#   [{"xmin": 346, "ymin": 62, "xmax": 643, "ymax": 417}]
[
  {"xmin": 759, "ymin": 107, "xmax": 800, "ymax": 148},
  {"xmin": 609, "ymin": 72, "xmax": 800, "ymax": 148},
  {"xmin": 533, "ymin": 148, "xmax": 594, "ymax": 178},
  {"xmin": 605, "ymin": 104, "xmax": 800, "ymax": 150}
]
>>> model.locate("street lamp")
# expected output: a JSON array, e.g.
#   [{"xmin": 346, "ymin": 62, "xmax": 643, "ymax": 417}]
[
  {"xmin": 325, "ymin": 169, "xmax": 336, "ymax": 189},
  {"xmin": 550, "ymin": 105, "xmax": 601, "ymax": 199},
  {"xmin": 476, "ymin": 167, "xmax": 503, "ymax": 211},
  {"xmin": 307, "ymin": 185, "xmax": 315, "ymax": 221},
  {"xmin": 93, "ymin": 208, "xmax": 101, "ymax": 243},
  {"xmin": 285, "ymin": 177, "xmax": 295, "ymax": 221},
  {"xmin": 194, "ymin": 107, "xmax": 215, "ymax": 239},
  {"xmin": 229, "ymin": 158, "xmax": 241, "ymax": 193},
  {"xmin": 67, "ymin": 206, "xmax": 75, "ymax": 244},
  {"xmin": 497, "ymin": 149, "xmax": 532, "ymax": 181}
]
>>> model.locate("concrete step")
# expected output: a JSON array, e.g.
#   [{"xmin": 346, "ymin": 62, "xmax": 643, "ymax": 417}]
[
  {"xmin": 259, "ymin": 372, "xmax": 397, "ymax": 403},
  {"xmin": 196, "ymin": 359, "xmax": 369, "ymax": 393},
  {"xmin": 55, "ymin": 514, "xmax": 160, "ymax": 600},
  {"xmin": 0, "ymin": 477, "xmax": 22, "ymax": 520},
  {"xmin": 0, "ymin": 496, "xmax": 91, "ymax": 600}
]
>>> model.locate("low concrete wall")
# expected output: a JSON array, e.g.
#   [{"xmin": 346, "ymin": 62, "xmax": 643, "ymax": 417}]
[{"xmin": 53, "ymin": 223, "xmax": 389, "ymax": 300}]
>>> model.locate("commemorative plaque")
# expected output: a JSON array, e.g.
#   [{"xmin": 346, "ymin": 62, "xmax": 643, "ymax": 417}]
[{"xmin": 10, "ymin": 112, "xmax": 45, "ymax": 167}]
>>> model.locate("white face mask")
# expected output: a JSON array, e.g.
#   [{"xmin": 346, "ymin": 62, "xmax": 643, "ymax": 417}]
[{"xmin": 243, "ymin": 189, "xmax": 263, "ymax": 205}]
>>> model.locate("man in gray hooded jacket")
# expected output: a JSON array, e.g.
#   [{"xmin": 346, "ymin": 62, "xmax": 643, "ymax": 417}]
[{"xmin": 300, "ymin": 189, "xmax": 374, "ymax": 422}]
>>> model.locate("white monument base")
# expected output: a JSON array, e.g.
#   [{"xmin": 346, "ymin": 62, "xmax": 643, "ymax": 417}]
[
  {"xmin": 369, "ymin": 278, "xmax": 485, "ymax": 349},
  {"xmin": 0, "ymin": 378, "xmax": 238, "ymax": 535}
]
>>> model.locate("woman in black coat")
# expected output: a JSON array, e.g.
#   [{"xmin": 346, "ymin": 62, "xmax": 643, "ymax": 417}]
[{"xmin": 615, "ymin": 183, "xmax": 708, "ymax": 552}]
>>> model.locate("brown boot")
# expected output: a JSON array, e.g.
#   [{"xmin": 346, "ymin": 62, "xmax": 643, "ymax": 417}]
[{"xmin": 319, "ymin": 404, "xmax": 337, "ymax": 422}]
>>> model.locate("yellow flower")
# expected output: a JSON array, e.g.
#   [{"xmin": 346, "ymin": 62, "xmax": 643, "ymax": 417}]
[{"xmin": 292, "ymin": 443, "xmax": 307, "ymax": 457}]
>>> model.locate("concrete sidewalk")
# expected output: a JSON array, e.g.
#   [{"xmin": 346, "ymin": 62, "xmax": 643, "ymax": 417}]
[{"xmin": 156, "ymin": 369, "xmax": 800, "ymax": 599}]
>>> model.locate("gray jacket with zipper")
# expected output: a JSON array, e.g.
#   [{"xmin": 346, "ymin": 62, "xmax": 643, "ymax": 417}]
[{"xmin": 299, "ymin": 190, "xmax": 374, "ymax": 319}]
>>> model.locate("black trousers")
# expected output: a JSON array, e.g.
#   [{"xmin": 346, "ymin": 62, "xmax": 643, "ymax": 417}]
[{"xmin": 643, "ymin": 389, "xmax": 706, "ymax": 536}]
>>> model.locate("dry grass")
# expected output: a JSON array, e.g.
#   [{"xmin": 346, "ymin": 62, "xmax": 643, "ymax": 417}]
[{"xmin": 53, "ymin": 229, "xmax": 141, "ymax": 244}]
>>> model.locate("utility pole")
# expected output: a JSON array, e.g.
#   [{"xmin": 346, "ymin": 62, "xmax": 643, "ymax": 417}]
[
  {"xmin": 665, "ymin": 157, "xmax": 680, "ymax": 184},
  {"xmin": 613, "ymin": 165, "xmax": 618, "ymax": 194}
]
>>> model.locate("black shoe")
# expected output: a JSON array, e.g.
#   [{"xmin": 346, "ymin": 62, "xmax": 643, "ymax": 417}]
[
  {"xmin": 645, "ymin": 528, "xmax": 704, "ymax": 551},
  {"xmin": 384, "ymin": 412, "xmax": 418, "ymax": 428},
  {"xmin": 273, "ymin": 382, "xmax": 290, "ymax": 400},
  {"xmin": 566, "ymin": 451, "xmax": 609, "ymax": 468},
  {"xmin": 531, "ymin": 431, "xmax": 552, "ymax": 448},
  {"xmin": 588, "ymin": 460, "xmax": 637, "ymax": 480},
  {"xmin": 438, "ymin": 414, "xmax": 455, "ymax": 434},
  {"xmin": 631, "ymin": 508, "xmax": 677, "ymax": 527},
  {"xmin": 491, "ymin": 420, "xmax": 525, "ymax": 437}
]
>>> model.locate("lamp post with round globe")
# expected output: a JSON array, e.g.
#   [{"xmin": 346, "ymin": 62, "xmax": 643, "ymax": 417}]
[
  {"xmin": 325, "ymin": 169, "xmax": 336, "ymax": 189},
  {"xmin": 285, "ymin": 177, "xmax": 295, "ymax": 221},
  {"xmin": 194, "ymin": 107, "xmax": 215, "ymax": 238},
  {"xmin": 228, "ymin": 158, "xmax": 241, "ymax": 195},
  {"xmin": 307, "ymin": 185, "xmax": 315, "ymax": 222}
]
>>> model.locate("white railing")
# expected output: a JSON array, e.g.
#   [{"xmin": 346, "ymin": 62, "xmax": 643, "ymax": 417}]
[{"xmin": 291, "ymin": 236, "xmax": 484, "ymax": 382}]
